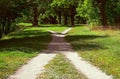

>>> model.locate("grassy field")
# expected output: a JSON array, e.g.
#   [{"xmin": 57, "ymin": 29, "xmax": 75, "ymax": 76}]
[
  {"xmin": 0, "ymin": 24, "xmax": 68, "ymax": 79},
  {"xmin": 37, "ymin": 54, "xmax": 87, "ymax": 79},
  {"xmin": 66, "ymin": 26, "xmax": 120, "ymax": 79},
  {"xmin": 18, "ymin": 23, "xmax": 69, "ymax": 33}
]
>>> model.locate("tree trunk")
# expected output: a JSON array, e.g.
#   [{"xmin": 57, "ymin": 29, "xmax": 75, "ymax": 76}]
[
  {"xmin": 115, "ymin": 17, "xmax": 120, "ymax": 25},
  {"xmin": 0, "ymin": 30, "xmax": 2, "ymax": 38},
  {"xmin": 64, "ymin": 15, "xmax": 68, "ymax": 25},
  {"xmin": 0, "ymin": 26, "xmax": 3, "ymax": 38},
  {"xmin": 4, "ymin": 20, "xmax": 11, "ymax": 35},
  {"xmin": 70, "ymin": 15, "xmax": 75, "ymax": 27},
  {"xmin": 70, "ymin": 6, "xmax": 76, "ymax": 26},
  {"xmin": 33, "ymin": 7, "xmax": 38, "ymax": 26},
  {"xmin": 0, "ymin": 24, "xmax": 5, "ymax": 38},
  {"xmin": 58, "ymin": 13, "xmax": 61, "ymax": 24},
  {"xmin": 49, "ymin": 16, "xmax": 57, "ymax": 24},
  {"xmin": 53, "ymin": 16, "xmax": 58, "ymax": 24},
  {"xmin": 96, "ymin": 0, "xmax": 108, "ymax": 28},
  {"xmin": 99, "ymin": 5, "xmax": 108, "ymax": 28}
]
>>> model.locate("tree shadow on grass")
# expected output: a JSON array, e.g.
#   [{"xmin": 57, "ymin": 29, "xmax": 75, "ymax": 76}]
[
  {"xmin": 66, "ymin": 35, "xmax": 108, "ymax": 40},
  {"xmin": 65, "ymin": 35, "xmax": 108, "ymax": 51},
  {"xmin": 37, "ymin": 24, "xmax": 70, "ymax": 27},
  {"xmin": 9, "ymin": 30, "xmax": 50, "ymax": 37},
  {"xmin": 75, "ymin": 24, "xmax": 88, "ymax": 27},
  {"xmin": 0, "ymin": 30, "xmax": 51, "ymax": 53}
]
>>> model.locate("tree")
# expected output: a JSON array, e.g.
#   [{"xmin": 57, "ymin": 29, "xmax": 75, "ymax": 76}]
[
  {"xmin": 30, "ymin": 0, "xmax": 53, "ymax": 26},
  {"xmin": 77, "ymin": 0, "xmax": 100, "ymax": 26},
  {"xmin": 50, "ymin": 0, "xmax": 65, "ymax": 25},
  {"xmin": 0, "ymin": 0, "xmax": 32, "ymax": 38},
  {"xmin": 93, "ymin": 0, "xmax": 108, "ymax": 28},
  {"xmin": 114, "ymin": 0, "xmax": 120, "ymax": 25},
  {"xmin": 106, "ymin": 0, "xmax": 120, "ymax": 25},
  {"xmin": 32, "ymin": 4, "xmax": 39, "ymax": 26},
  {"xmin": 0, "ymin": 0, "xmax": 19, "ymax": 36},
  {"xmin": 51, "ymin": 0, "xmax": 80, "ymax": 26}
]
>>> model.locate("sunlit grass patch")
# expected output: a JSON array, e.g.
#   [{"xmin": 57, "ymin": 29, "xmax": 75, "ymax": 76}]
[
  {"xmin": 37, "ymin": 54, "xmax": 87, "ymax": 79},
  {"xmin": 66, "ymin": 26, "xmax": 120, "ymax": 79},
  {"xmin": 37, "ymin": 24, "xmax": 69, "ymax": 33},
  {"xmin": 17, "ymin": 23, "xmax": 32, "ymax": 27},
  {"xmin": 18, "ymin": 23, "xmax": 69, "ymax": 33}
]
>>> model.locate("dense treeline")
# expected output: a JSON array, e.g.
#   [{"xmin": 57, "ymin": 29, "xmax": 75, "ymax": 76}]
[
  {"xmin": 0, "ymin": 0, "xmax": 120, "ymax": 38},
  {"xmin": 0, "ymin": 0, "xmax": 33, "ymax": 38}
]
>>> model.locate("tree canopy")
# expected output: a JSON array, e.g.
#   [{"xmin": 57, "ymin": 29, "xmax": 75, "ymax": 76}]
[{"xmin": 0, "ymin": 0, "xmax": 120, "ymax": 38}]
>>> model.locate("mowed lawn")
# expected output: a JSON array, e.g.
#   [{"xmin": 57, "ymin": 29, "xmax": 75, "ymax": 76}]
[
  {"xmin": 66, "ymin": 26, "xmax": 120, "ymax": 79},
  {"xmin": 0, "ymin": 24, "xmax": 68, "ymax": 79}
]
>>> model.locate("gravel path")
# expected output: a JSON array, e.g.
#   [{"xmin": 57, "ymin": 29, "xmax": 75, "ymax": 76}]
[
  {"xmin": 63, "ymin": 52, "xmax": 113, "ymax": 79},
  {"xmin": 8, "ymin": 28, "xmax": 113, "ymax": 79},
  {"xmin": 8, "ymin": 28, "xmax": 72, "ymax": 79},
  {"xmin": 8, "ymin": 53, "xmax": 56, "ymax": 79}
]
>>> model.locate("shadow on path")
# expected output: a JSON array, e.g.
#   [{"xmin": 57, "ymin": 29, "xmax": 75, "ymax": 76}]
[
  {"xmin": 43, "ymin": 33, "xmax": 108, "ymax": 53},
  {"xmin": 43, "ymin": 33, "xmax": 74, "ymax": 53}
]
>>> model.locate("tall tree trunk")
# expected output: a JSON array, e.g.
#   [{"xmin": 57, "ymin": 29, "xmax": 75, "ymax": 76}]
[
  {"xmin": 99, "ymin": 5, "xmax": 108, "ymax": 28},
  {"xmin": 0, "ymin": 30, "xmax": 2, "ymax": 38},
  {"xmin": 58, "ymin": 13, "xmax": 61, "ymax": 24},
  {"xmin": 70, "ymin": 6, "xmax": 76, "ymax": 26},
  {"xmin": 33, "ymin": 7, "xmax": 38, "ymax": 26},
  {"xmin": 71, "ymin": 15, "xmax": 75, "ymax": 26},
  {"xmin": 0, "ymin": 26, "xmax": 3, "ymax": 38},
  {"xmin": 70, "ymin": 15, "xmax": 75, "ymax": 27},
  {"xmin": 96, "ymin": 0, "xmax": 108, "ymax": 28},
  {"xmin": 4, "ymin": 20, "xmax": 11, "ymax": 35},
  {"xmin": 64, "ymin": 15, "xmax": 68, "ymax": 25},
  {"xmin": 1, "ymin": 19, "xmax": 5, "ymax": 36},
  {"xmin": 115, "ymin": 17, "xmax": 120, "ymax": 25},
  {"xmin": 53, "ymin": 16, "xmax": 57, "ymax": 24}
]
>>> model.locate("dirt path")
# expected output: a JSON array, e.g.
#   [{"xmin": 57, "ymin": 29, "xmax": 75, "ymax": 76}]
[
  {"xmin": 8, "ymin": 53, "xmax": 56, "ymax": 79},
  {"xmin": 48, "ymin": 28, "xmax": 112, "ymax": 79},
  {"xmin": 63, "ymin": 52, "xmax": 112, "ymax": 79},
  {"xmin": 8, "ymin": 28, "xmax": 72, "ymax": 79},
  {"xmin": 8, "ymin": 28, "xmax": 112, "ymax": 79}
]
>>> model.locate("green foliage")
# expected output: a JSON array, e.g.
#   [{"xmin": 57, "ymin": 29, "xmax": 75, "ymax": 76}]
[
  {"xmin": 106, "ymin": 0, "xmax": 120, "ymax": 25},
  {"xmin": 77, "ymin": 0, "xmax": 100, "ymax": 26},
  {"xmin": 51, "ymin": 0, "xmax": 79, "ymax": 7},
  {"xmin": 0, "ymin": 0, "xmax": 33, "ymax": 38},
  {"xmin": 0, "ymin": 0, "xmax": 120, "ymax": 35},
  {"xmin": 115, "ymin": 1, "xmax": 120, "ymax": 14}
]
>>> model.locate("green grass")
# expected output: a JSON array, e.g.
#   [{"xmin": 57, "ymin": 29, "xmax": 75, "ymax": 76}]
[
  {"xmin": 18, "ymin": 23, "xmax": 32, "ymax": 27},
  {"xmin": 37, "ymin": 54, "xmax": 87, "ymax": 79},
  {"xmin": 0, "ymin": 49, "xmax": 37, "ymax": 79},
  {"xmin": 66, "ymin": 26, "xmax": 120, "ymax": 79},
  {"xmin": 17, "ymin": 23, "xmax": 69, "ymax": 33},
  {"xmin": 0, "ymin": 25, "xmax": 51, "ymax": 79},
  {"xmin": 39, "ymin": 24, "xmax": 69, "ymax": 33}
]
